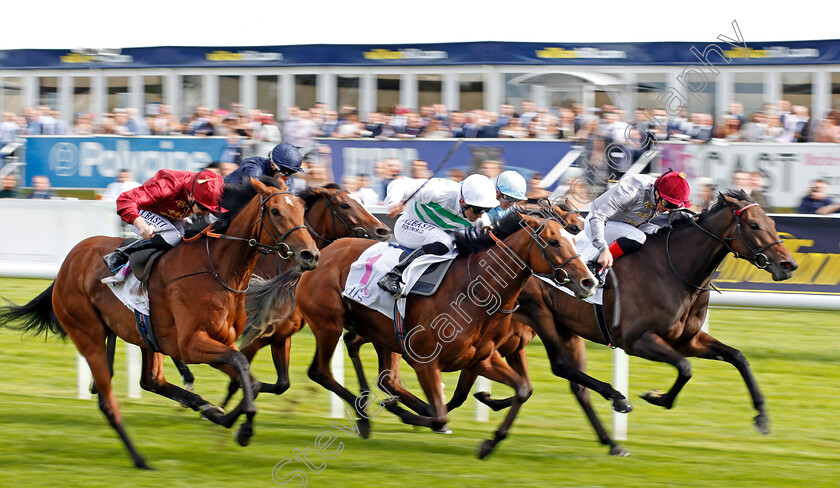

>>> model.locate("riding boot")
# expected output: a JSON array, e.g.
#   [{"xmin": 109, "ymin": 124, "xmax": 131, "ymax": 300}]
[
  {"xmin": 103, "ymin": 237, "xmax": 169, "ymax": 273},
  {"xmin": 377, "ymin": 242, "xmax": 449, "ymax": 296}
]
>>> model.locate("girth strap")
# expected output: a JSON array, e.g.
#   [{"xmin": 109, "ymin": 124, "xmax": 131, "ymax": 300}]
[
  {"xmin": 134, "ymin": 310, "xmax": 161, "ymax": 353},
  {"xmin": 594, "ymin": 304, "xmax": 616, "ymax": 349}
]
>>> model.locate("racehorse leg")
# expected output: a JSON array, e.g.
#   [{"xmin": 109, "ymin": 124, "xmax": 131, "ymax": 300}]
[
  {"xmin": 473, "ymin": 348, "xmax": 532, "ymax": 412},
  {"xmin": 563, "ymin": 335, "xmax": 627, "ymax": 456},
  {"xmin": 380, "ymin": 362, "xmax": 448, "ymax": 431},
  {"xmin": 470, "ymin": 352, "xmax": 531, "ymax": 459},
  {"xmin": 220, "ymin": 334, "xmax": 276, "ymax": 409},
  {"xmin": 678, "ymin": 331, "xmax": 770, "ymax": 435},
  {"xmin": 91, "ymin": 329, "xmax": 118, "ymax": 395},
  {"xmin": 180, "ymin": 337, "xmax": 259, "ymax": 447},
  {"xmin": 447, "ymin": 369, "xmax": 479, "ymax": 412},
  {"xmin": 625, "ymin": 330, "xmax": 692, "ymax": 410},
  {"xmin": 344, "ymin": 331, "xmax": 371, "ymax": 393},
  {"xmin": 307, "ymin": 320, "xmax": 373, "ymax": 438},
  {"xmin": 77, "ymin": 335, "xmax": 151, "ymax": 469},
  {"xmin": 171, "ymin": 358, "xmax": 195, "ymax": 392}
]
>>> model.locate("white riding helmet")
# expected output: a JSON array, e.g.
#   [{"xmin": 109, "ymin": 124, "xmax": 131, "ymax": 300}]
[
  {"xmin": 495, "ymin": 170, "xmax": 527, "ymax": 201},
  {"xmin": 460, "ymin": 174, "xmax": 501, "ymax": 209}
]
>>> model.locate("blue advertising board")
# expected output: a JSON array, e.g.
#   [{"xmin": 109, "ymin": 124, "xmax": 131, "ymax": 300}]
[
  {"xmin": 23, "ymin": 136, "xmax": 229, "ymax": 188},
  {"xmin": 320, "ymin": 138, "xmax": 574, "ymax": 184}
]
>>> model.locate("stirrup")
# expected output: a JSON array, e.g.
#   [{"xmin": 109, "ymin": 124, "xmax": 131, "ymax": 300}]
[
  {"xmin": 587, "ymin": 262, "xmax": 608, "ymax": 288},
  {"xmin": 103, "ymin": 251, "xmax": 128, "ymax": 274},
  {"xmin": 377, "ymin": 272, "xmax": 404, "ymax": 296}
]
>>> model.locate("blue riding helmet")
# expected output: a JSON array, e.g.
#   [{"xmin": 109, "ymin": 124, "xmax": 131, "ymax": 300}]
[
  {"xmin": 269, "ymin": 143, "xmax": 304, "ymax": 174},
  {"xmin": 495, "ymin": 170, "xmax": 527, "ymax": 201}
]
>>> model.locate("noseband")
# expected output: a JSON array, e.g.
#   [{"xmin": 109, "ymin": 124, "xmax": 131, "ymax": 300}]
[
  {"xmin": 253, "ymin": 190, "xmax": 308, "ymax": 259},
  {"xmin": 666, "ymin": 202, "xmax": 784, "ymax": 291}
]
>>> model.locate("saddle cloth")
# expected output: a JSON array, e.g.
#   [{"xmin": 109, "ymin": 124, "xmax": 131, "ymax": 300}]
[
  {"xmin": 103, "ymin": 272, "xmax": 150, "ymax": 315},
  {"xmin": 342, "ymin": 242, "xmax": 457, "ymax": 320}
]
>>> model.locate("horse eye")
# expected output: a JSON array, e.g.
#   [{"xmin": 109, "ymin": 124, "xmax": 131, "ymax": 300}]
[
  {"xmin": 271, "ymin": 208, "xmax": 280, "ymax": 216},
  {"xmin": 548, "ymin": 239, "xmax": 559, "ymax": 247},
  {"xmin": 339, "ymin": 203, "xmax": 351, "ymax": 209},
  {"xmin": 749, "ymin": 222, "xmax": 760, "ymax": 230}
]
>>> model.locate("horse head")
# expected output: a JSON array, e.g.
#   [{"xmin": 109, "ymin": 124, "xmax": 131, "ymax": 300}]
[
  {"xmin": 299, "ymin": 183, "xmax": 391, "ymax": 243},
  {"xmin": 520, "ymin": 197, "xmax": 585, "ymax": 235},
  {"xmin": 249, "ymin": 177, "xmax": 320, "ymax": 271},
  {"xmin": 514, "ymin": 214, "xmax": 597, "ymax": 298},
  {"xmin": 718, "ymin": 191, "xmax": 798, "ymax": 281}
]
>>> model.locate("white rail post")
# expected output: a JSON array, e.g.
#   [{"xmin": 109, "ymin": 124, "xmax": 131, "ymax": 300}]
[
  {"xmin": 474, "ymin": 376, "xmax": 491, "ymax": 422},
  {"xmin": 612, "ymin": 348, "xmax": 629, "ymax": 441},
  {"xmin": 329, "ymin": 342, "xmax": 345, "ymax": 418},
  {"xmin": 76, "ymin": 354, "xmax": 92, "ymax": 400},
  {"xmin": 126, "ymin": 343, "xmax": 142, "ymax": 399}
]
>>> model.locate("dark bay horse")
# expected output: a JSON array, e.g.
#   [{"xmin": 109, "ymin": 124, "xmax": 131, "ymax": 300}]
[
  {"xmin": 0, "ymin": 176, "xmax": 319, "ymax": 469},
  {"xmin": 469, "ymin": 190, "xmax": 798, "ymax": 454},
  {"xmin": 344, "ymin": 191, "xmax": 797, "ymax": 456},
  {"xmin": 283, "ymin": 212, "xmax": 630, "ymax": 458}
]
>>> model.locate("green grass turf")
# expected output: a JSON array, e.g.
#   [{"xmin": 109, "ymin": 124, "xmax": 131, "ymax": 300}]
[{"xmin": 1, "ymin": 277, "xmax": 838, "ymax": 487}]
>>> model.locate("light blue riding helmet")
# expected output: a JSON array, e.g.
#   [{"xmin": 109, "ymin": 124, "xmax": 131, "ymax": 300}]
[{"xmin": 495, "ymin": 170, "xmax": 527, "ymax": 201}]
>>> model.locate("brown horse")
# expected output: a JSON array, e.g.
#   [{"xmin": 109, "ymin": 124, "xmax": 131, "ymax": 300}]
[
  {"xmin": 278, "ymin": 212, "xmax": 631, "ymax": 458},
  {"xmin": 344, "ymin": 191, "xmax": 798, "ymax": 455},
  {"xmin": 340, "ymin": 199, "xmax": 586, "ymax": 425},
  {"xmin": 448, "ymin": 190, "xmax": 798, "ymax": 454},
  {"xmin": 0, "ymin": 176, "xmax": 319, "ymax": 469},
  {"xmin": 211, "ymin": 183, "xmax": 391, "ymax": 405}
]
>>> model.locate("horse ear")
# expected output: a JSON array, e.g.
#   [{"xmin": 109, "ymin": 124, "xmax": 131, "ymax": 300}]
[{"xmin": 250, "ymin": 176, "xmax": 269, "ymax": 195}]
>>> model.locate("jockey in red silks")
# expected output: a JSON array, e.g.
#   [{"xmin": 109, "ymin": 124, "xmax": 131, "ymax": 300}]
[
  {"xmin": 577, "ymin": 170, "xmax": 691, "ymax": 281},
  {"xmin": 103, "ymin": 169, "xmax": 225, "ymax": 273}
]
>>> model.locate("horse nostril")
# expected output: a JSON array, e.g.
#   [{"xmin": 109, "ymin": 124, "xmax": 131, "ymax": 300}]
[
  {"xmin": 582, "ymin": 278, "xmax": 595, "ymax": 289},
  {"xmin": 376, "ymin": 227, "xmax": 391, "ymax": 237},
  {"xmin": 781, "ymin": 261, "xmax": 796, "ymax": 271},
  {"xmin": 299, "ymin": 250, "xmax": 315, "ymax": 263}
]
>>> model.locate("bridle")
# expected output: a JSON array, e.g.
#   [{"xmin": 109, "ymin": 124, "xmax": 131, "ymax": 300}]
[
  {"xmin": 491, "ymin": 215, "xmax": 581, "ymax": 286},
  {"xmin": 665, "ymin": 202, "xmax": 784, "ymax": 291},
  {"xmin": 178, "ymin": 189, "xmax": 307, "ymax": 293},
  {"xmin": 305, "ymin": 190, "xmax": 372, "ymax": 244}
]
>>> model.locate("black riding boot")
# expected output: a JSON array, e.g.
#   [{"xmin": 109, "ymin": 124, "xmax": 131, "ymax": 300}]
[
  {"xmin": 377, "ymin": 242, "xmax": 449, "ymax": 296},
  {"xmin": 103, "ymin": 236, "xmax": 170, "ymax": 273}
]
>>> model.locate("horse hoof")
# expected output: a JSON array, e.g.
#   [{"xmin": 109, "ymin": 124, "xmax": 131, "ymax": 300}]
[
  {"xmin": 612, "ymin": 397, "xmax": 633, "ymax": 413},
  {"xmin": 358, "ymin": 418, "xmax": 371, "ymax": 439},
  {"xmin": 640, "ymin": 389, "xmax": 670, "ymax": 408},
  {"xmin": 754, "ymin": 414, "xmax": 770, "ymax": 435},
  {"xmin": 199, "ymin": 404, "xmax": 225, "ymax": 421},
  {"xmin": 236, "ymin": 421, "xmax": 254, "ymax": 447},
  {"xmin": 609, "ymin": 445, "xmax": 630, "ymax": 456},
  {"xmin": 134, "ymin": 458, "xmax": 153, "ymax": 470},
  {"xmin": 477, "ymin": 439, "xmax": 496, "ymax": 459},
  {"xmin": 433, "ymin": 424, "xmax": 453, "ymax": 434},
  {"xmin": 473, "ymin": 391, "xmax": 492, "ymax": 405},
  {"xmin": 185, "ymin": 382, "xmax": 195, "ymax": 393}
]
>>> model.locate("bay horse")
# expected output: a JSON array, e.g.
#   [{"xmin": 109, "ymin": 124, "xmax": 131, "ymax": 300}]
[
  {"xmin": 344, "ymin": 191, "xmax": 798, "ymax": 456},
  {"xmin": 282, "ymin": 212, "xmax": 632, "ymax": 458},
  {"xmin": 210, "ymin": 183, "xmax": 391, "ymax": 405},
  {"xmin": 441, "ymin": 190, "xmax": 798, "ymax": 454},
  {"xmin": 0, "ymin": 176, "xmax": 319, "ymax": 469}
]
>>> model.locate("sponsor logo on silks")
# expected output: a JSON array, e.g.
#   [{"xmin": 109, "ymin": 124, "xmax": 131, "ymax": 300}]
[
  {"xmin": 205, "ymin": 50, "xmax": 283, "ymax": 62},
  {"xmin": 536, "ymin": 47, "xmax": 627, "ymax": 59},
  {"xmin": 724, "ymin": 46, "xmax": 819, "ymax": 59},
  {"xmin": 60, "ymin": 48, "xmax": 133, "ymax": 64},
  {"xmin": 363, "ymin": 48, "xmax": 447, "ymax": 60}
]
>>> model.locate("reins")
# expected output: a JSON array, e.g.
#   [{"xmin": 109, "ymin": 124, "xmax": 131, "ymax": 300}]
[
  {"xmin": 665, "ymin": 202, "xmax": 784, "ymax": 292},
  {"xmin": 304, "ymin": 189, "xmax": 371, "ymax": 244},
  {"xmin": 175, "ymin": 189, "xmax": 306, "ymax": 293}
]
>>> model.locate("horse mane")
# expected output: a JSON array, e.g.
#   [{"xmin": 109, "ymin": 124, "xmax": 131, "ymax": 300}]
[
  {"xmin": 664, "ymin": 188, "xmax": 754, "ymax": 231},
  {"xmin": 212, "ymin": 175, "xmax": 284, "ymax": 233},
  {"xmin": 453, "ymin": 212, "xmax": 525, "ymax": 255},
  {"xmin": 297, "ymin": 183, "xmax": 342, "ymax": 208}
]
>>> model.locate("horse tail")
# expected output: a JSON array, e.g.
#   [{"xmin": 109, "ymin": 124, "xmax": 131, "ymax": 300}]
[
  {"xmin": 0, "ymin": 283, "xmax": 66, "ymax": 339},
  {"xmin": 239, "ymin": 269, "xmax": 301, "ymax": 347}
]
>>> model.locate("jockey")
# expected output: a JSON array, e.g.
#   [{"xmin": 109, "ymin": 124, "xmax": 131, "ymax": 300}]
[
  {"xmin": 583, "ymin": 170, "xmax": 690, "ymax": 278},
  {"xmin": 484, "ymin": 170, "xmax": 528, "ymax": 226},
  {"xmin": 378, "ymin": 174, "xmax": 499, "ymax": 295},
  {"xmin": 223, "ymin": 142, "xmax": 303, "ymax": 188},
  {"xmin": 102, "ymin": 169, "xmax": 226, "ymax": 273}
]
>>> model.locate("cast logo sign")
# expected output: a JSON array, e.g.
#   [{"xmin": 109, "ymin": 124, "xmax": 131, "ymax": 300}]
[
  {"xmin": 536, "ymin": 47, "xmax": 627, "ymax": 59},
  {"xmin": 60, "ymin": 48, "xmax": 133, "ymax": 64},
  {"xmin": 363, "ymin": 49, "xmax": 447, "ymax": 60},
  {"xmin": 205, "ymin": 50, "xmax": 283, "ymax": 62}
]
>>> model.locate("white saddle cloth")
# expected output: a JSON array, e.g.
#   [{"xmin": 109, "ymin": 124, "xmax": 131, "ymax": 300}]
[
  {"xmin": 342, "ymin": 242, "xmax": 457, "ymax": 319},
  {"xmin": 102, "ymin": 271, "xmax": 150, "ymax": 315}
]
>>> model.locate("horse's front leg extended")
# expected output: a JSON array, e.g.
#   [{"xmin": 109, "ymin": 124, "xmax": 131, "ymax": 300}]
[
  {"xmin": 678, "ymin": 331, "xmax": 769, "ymax": 434},
  {"xmin": 624, "ymin": 330, "xmax": 692, "ymax": 410}
]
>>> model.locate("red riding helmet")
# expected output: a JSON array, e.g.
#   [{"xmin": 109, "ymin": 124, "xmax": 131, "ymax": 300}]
[
  {"xmin": 190, "ymin": 170, "xmax": 226, "ymax": 213},
  {"xmin": 654, "ymin": 170, "xmax": 691, "ymax": 208}
]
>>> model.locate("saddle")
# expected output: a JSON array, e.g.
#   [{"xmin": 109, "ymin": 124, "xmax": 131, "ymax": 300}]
[
  {"xmin": 397, "ymin": 248, "xmax": 454, "ymax": 296},
  {"xmin": 119, "ymin": 238, "xmax": 167, "ymax": 285}
]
